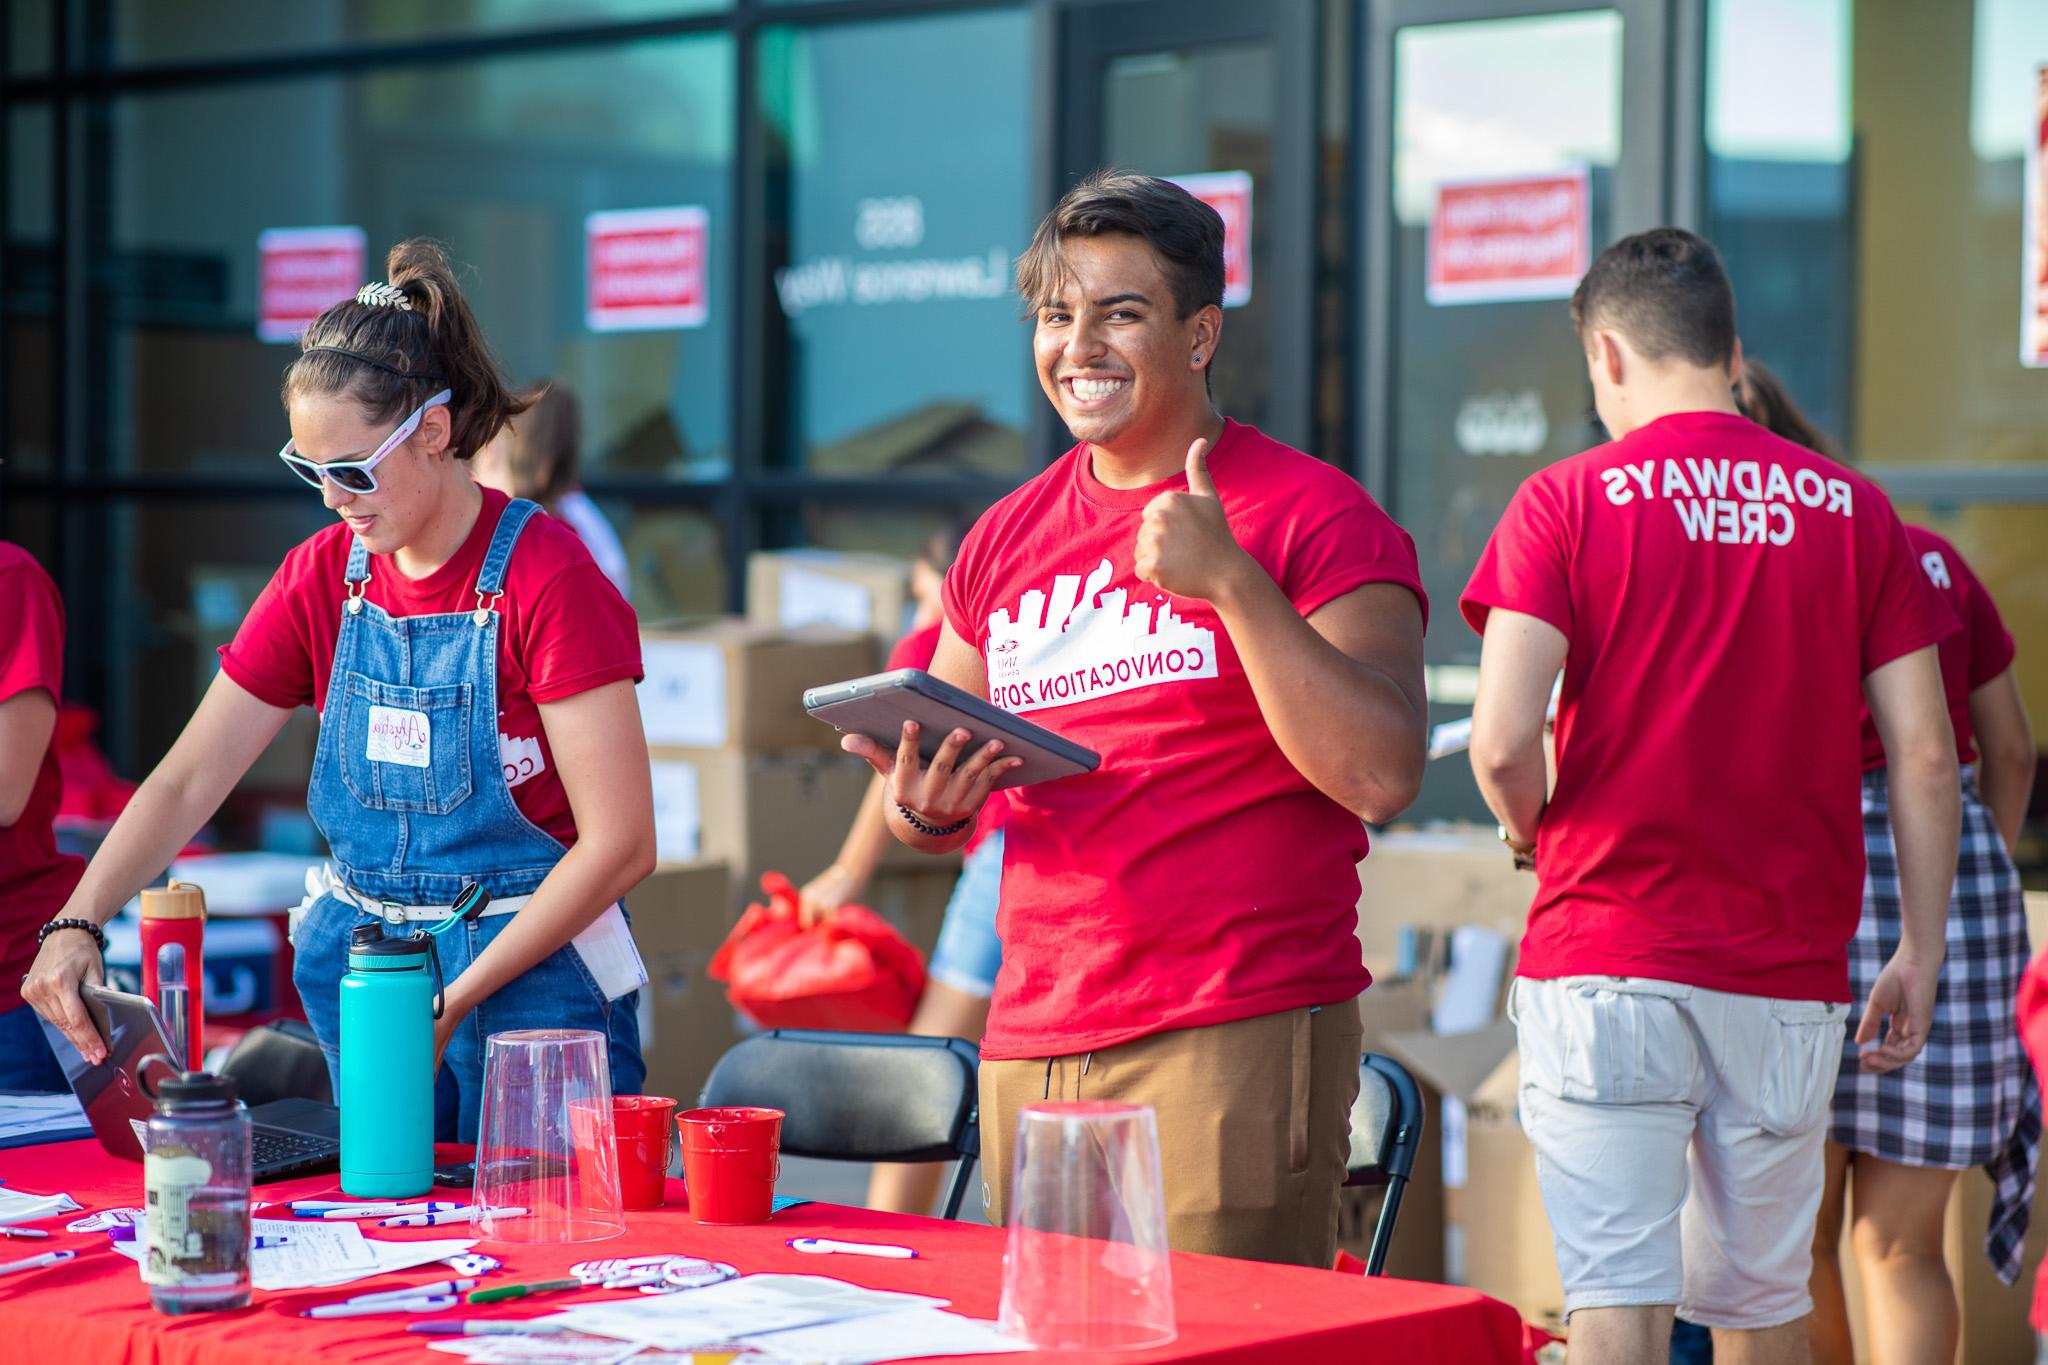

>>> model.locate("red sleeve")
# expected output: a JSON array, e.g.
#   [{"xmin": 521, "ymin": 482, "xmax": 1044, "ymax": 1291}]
[
  {"xmin": 1281, "ymin": 489, "xmax": 1429, "ymax": 630},
  {"xmin": 0, "ymin": 555, "xmax": 64, "ymax": 705},
  {"xmin": 1956, "ymin": 555, "xmax": 2016, "ymax": 688},
  {"xmin": 218, "ymin": 545, "xmax": 323, "ymax": 711},
  {"xmin": 886, "ymin": 621, "xmax": 944, "ymax": 673},
  {"xmin": 1461, "ymin": 477, "xmax": 1573, "ymax": 638},
  {"xmin": 1860, "ymin": 503, "xmax": 1957, "ymax": 676},
  {"xmin": 520, "ymin": 562, "xmax": 643, "ymax": 703},
  {"xmin": 941, "ymin": 509, "xmax": 999, "ymax": 652}
]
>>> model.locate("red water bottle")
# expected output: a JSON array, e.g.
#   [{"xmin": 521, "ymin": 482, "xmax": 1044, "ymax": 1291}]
[{"xmin": 139, "ymin": 881, "xmax": 206, "ymax": 1069}]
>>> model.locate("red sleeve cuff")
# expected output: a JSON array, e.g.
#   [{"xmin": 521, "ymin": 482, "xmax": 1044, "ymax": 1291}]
[
  {"xmin": 1294, "ymin": 566, "xmax": 1429, "ymax": 632},
  {"xmin": 528, "ymin": 660, "xmax": 645, "ymax": 705},
  {"xmin": 215, "ymin": 649, "xmax": 306, "ymax": 711},
  {"xmin": 1460, "ymin": 590, "xmax": 1571, "ymax": 641}
]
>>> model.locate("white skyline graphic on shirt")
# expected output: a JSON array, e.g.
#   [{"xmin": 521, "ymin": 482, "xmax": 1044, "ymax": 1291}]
[{"xmin": 984, "ymin": 558, "xmax": 1218, "ymax": 714}]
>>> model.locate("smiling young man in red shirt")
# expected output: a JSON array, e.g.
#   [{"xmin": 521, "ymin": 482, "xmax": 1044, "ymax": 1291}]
[
  {"xmin": 1465, "ymin": 228, "xmax": 1960, "ymax": 1365},
  {"xmin": 844, "ymin": 170, "xmax": 1428, "ymax": 1265}
]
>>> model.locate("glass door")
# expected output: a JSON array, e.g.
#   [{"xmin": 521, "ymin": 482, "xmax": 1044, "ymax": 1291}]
[
  {"xmin": 1057, "ymin": 0, "xmax": 1316, "ymax": 451},
  {"xmin": 1362, "ymin": 0, "xmax": 1677, "ymax": 821}
]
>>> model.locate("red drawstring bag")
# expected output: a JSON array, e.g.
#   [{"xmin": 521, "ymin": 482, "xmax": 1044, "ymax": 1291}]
[{"xmin": 708, "ymin": 872, "xmax": 928, "ymax": 1031}]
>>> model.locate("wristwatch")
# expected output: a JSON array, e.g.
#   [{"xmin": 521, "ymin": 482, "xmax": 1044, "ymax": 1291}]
[{"xmin": 1497, "ymin": 824, "xmax": 1537, "ymax": 873}]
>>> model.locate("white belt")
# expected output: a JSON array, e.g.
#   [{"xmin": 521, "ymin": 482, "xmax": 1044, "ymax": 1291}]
[
  {"xmin": 298, "ymin": 863, "xmax": 648, "ymax": 1002},
  {"xmin": 316, "ymin": 863, "xmax": 527, "ymax": 923}
]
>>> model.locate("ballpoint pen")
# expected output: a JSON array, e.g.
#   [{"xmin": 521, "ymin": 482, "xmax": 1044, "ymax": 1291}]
[
  {"xmin": 314, "ymin": 1201, "xmax": 464, "ymax": 1220},
  {"xmin": 346, "ymin": 1278, "xmax": 478, "ymax": 1303},
  {"xmin": 377, "ymin": 1207, "xmax": 508, "ymax": 1228},
  {"xmin": 0, "ymin": 1228, "xmax": 51, "ymax": 1240},
  {"xmin": 0, "ymin": 1250, "xmax": 75, "ymax": 1277},
  {"xmin": 301, "ymin": 1294, "xmax": 460, "ymax": 1319}
]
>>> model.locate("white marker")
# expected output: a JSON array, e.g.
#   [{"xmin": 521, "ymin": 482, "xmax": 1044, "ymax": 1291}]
[{"xmin": 787, "ymin": 1237, "xmax": 918, "ymax": 1259}]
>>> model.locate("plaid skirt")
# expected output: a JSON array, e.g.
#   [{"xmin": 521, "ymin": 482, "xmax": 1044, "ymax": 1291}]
[{"xmin": 1832, "ymin": 768, "xmax": 2039, "ymax": 1283}]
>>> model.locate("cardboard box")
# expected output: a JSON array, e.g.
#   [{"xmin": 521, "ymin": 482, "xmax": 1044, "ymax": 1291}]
[
  {"xmin": 647, "ymin": 748, "xmax": 948, "ymax": 916},
  {"xmin": 628, "ymin": 860, "xmax": 742, "ymax": 1106},
  {"xmin": 638, "ymin": 620, "xmax": 874, "ymax": 752},
  {"xmin": 863, "ymin": 864, "xmax": 970, "ymax": 961},
  {"xmin": 746, "ymin": 549, "xmax": 914, "ymax": 650},
  {"xmin": 1357, "ymin": 826, "xmax": 1533, "ymax": 970},
  {"xmin": 1382, "ymin": 1019, "xmax": 1565, "ymax": 1329},
  {"xmin": 649, "ymin": 747, "xmax": 865, "ymax": 892}
]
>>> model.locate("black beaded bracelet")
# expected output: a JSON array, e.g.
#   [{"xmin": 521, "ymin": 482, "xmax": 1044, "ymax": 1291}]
[
  {"xmin": 37, "ymin": 918, "xmax": 109, "ymax": 954},
  {"xmin": 896, "ymin": 802, "xmax": 972, "ymax": 838}
]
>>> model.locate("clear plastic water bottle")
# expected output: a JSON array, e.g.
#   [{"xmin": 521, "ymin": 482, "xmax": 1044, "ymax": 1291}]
[{"xmin": 142, "ymin": 1071, "xmax": 251, "ymax": 1313}]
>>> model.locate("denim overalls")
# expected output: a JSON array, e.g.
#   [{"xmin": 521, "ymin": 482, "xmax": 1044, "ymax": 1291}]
[{"xmin": 290, "ymin": 498, "xmax": 644, "ymax": 1143}]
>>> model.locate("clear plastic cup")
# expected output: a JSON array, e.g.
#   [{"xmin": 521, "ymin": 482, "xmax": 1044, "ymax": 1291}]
[
  {"xmin": 997, "ymin": 1100, "xmax": 1176, "ymax": 1350},
  {"xmin": 474, "ymin": 1028, "xmax": 624, "ymax": 1243}
]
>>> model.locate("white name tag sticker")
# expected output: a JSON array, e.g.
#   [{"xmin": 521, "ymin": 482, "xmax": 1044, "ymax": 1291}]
[{"xmin": 365, "ymin": 704, "xmax": 432, "ymax": 768}]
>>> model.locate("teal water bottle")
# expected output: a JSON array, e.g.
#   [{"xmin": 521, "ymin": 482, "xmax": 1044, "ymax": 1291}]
[{"xmin": 338, "ymin": 922, "xmax": 440, "ymax": 1198}]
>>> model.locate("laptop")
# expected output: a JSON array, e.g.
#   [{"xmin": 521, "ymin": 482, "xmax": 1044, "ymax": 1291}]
[{"xmin": 39, "ymin": 985, "xmax": 343, "ymax": 1183}]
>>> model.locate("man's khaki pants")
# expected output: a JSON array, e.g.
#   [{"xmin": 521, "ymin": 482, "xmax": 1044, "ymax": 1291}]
[{"xmin": 978, "ymin": 999, "xmax": 1363, "ymax": 1267}]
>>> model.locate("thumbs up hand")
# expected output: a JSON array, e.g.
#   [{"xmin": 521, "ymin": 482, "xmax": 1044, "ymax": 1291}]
[{"xmin": 1134, "ymin": 437, "xmax": 1251, "ymax": 601}]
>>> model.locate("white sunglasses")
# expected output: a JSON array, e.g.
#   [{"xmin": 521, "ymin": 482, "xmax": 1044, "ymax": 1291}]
[{"xmin": 278, "ymin": 389, "xmax": 453, "ymax": 494}]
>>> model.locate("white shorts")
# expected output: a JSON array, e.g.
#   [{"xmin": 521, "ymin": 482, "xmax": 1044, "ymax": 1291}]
[{"xmin": 1510, "ymin": 975, "xmax": 1848, "ymax": 1329}]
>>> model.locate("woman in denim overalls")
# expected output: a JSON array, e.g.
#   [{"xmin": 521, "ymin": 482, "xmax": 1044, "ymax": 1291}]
[{"xmin": 23, "ymin": 241, "xmax": 655, "ymax": 1142}]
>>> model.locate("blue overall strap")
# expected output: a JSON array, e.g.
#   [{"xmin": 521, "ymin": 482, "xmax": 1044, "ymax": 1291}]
[
  {"xmin": 475, "ymin": 497, "xmax": 542, "ymax": 598},
  {"xmin": 344, "ymin": 536, "xmax": 372, "ymax": 585}
]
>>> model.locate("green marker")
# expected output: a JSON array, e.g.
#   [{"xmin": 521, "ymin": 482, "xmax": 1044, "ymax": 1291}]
[{"xmin": 466, "ymin": 1277, "xmax": 584, "ymax": 1304}]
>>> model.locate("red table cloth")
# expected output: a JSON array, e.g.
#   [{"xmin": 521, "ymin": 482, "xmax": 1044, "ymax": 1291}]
[{"xmin": 0, "ymin": 1140, "xmax": 1523, "ymax": 1364}]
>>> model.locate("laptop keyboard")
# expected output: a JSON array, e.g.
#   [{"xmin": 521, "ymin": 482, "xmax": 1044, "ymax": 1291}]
[{"xmin": 251, "ymin": 1124, "xmax": 339, "ymax": 1177}]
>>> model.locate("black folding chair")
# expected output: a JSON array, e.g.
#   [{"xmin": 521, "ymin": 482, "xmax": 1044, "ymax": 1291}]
[
  {"xmin": 697, "ymin": 1029, "xmax": 982, "ymax": 1220},
  {"xmin": 1343, "ymin": 1051, "xmax": 1426, "ymax": 1275}
]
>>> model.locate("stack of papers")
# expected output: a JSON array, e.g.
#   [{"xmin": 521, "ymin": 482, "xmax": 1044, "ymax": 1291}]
[
  {"xmin": 0, "ymin": 1094, "xmax": 90, "ymax": 1149},
  {"xmin": 0, "ymin": 1186, "xmax": 83, "ymax": 1225},
  {"xmin": 108, "ymin": 1215, "xmax": 478, "ymax": 1291},
  {"xmin": 457, "ymin": 1274, "xmax": 1027, "ymax": 1365}
]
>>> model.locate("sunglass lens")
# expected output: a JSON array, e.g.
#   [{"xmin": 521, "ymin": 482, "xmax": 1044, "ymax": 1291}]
[
  {"xmin": 286, "ymin": 459, "xmax": 325, "ymax": 489},
  {"xmin": 330, "ymin": 467, "xmax": 376, "ymax": 494}
]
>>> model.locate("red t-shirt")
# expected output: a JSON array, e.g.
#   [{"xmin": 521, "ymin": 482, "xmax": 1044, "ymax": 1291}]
[
  {"xmin": 886, "ymin": 620, "xmax": 1007, "ymax": 855},
  {"xmin": 944, "ymin": 419, "xmax": 1427, "ymax": 1059},
  {"xmin": 0, "ymin": 544, "xmax": 86, "ymax": 1014},
  {"xmin": 1461, "ymin": 411, "xmax": 1953, "ymax": 1003},
  {"xmin": 221, "ymin": 489, "xmax": 642, "ymax": 847},
  {"xmin": 1857, "ymin": 525, "xmax": 2013, "ymax": 769}
]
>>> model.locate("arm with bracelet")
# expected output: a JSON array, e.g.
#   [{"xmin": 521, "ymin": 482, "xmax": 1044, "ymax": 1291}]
[{"xmin": 836, "ymin": 627, "xmax": 1036, "ymax": 854}]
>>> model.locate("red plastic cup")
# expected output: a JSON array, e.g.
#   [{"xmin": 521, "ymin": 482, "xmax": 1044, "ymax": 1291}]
[
  {"xmin": 612, "ymin": 1095, "xmax": 679, "ymax": 1210},
  {"xmin": 677, "ymin": 1106, "xmax": 784, "ymax": 1225}
]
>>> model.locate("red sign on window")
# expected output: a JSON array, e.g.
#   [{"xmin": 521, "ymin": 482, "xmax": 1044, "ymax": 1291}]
[
  {"xmin": 257, "ymin": 226, "xmax": 366, "ymax": 343},
  {"xmin": 1169, "ymin": 171, "xmax": 1253, "ymax": 308},
  {"xmin": 2025, "ymin": 65, "xmax": 2047, "ymax": 368},
  {"xmin": 1427, "ymin": 168, "xmax": 1591, "ymax": 307},
  {"xmin": 586, "ymin": 206, "xmax": 710, "ymax": 332}
]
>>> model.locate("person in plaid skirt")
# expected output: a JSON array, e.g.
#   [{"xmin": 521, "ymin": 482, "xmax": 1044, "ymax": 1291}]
[{"xmin": 1740, "ymin": 361, "xmax": 2039, "ymax": 1365}]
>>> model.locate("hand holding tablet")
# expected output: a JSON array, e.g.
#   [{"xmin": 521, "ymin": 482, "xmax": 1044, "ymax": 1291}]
[{"xmin": 804, "ymin": 670, "xmax": 1100, "ymax": 820}]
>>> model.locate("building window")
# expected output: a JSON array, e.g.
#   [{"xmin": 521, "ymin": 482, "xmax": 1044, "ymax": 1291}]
[
  {"xmin": 759, "ymin": 7, "xmax": 1037, "ymax": 479},
  {"xmin": 110, "ymin": 0, "xmax": 728, "ymax": 67},
  {"xmin": 105, "ymin": 34, "xmax": 736, "ymax": 480}
]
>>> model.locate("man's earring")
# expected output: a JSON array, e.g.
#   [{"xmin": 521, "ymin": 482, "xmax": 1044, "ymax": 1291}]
[{"xmin": 1192, "ymin": 354, "xmax": 1203, "ymax": 366}]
